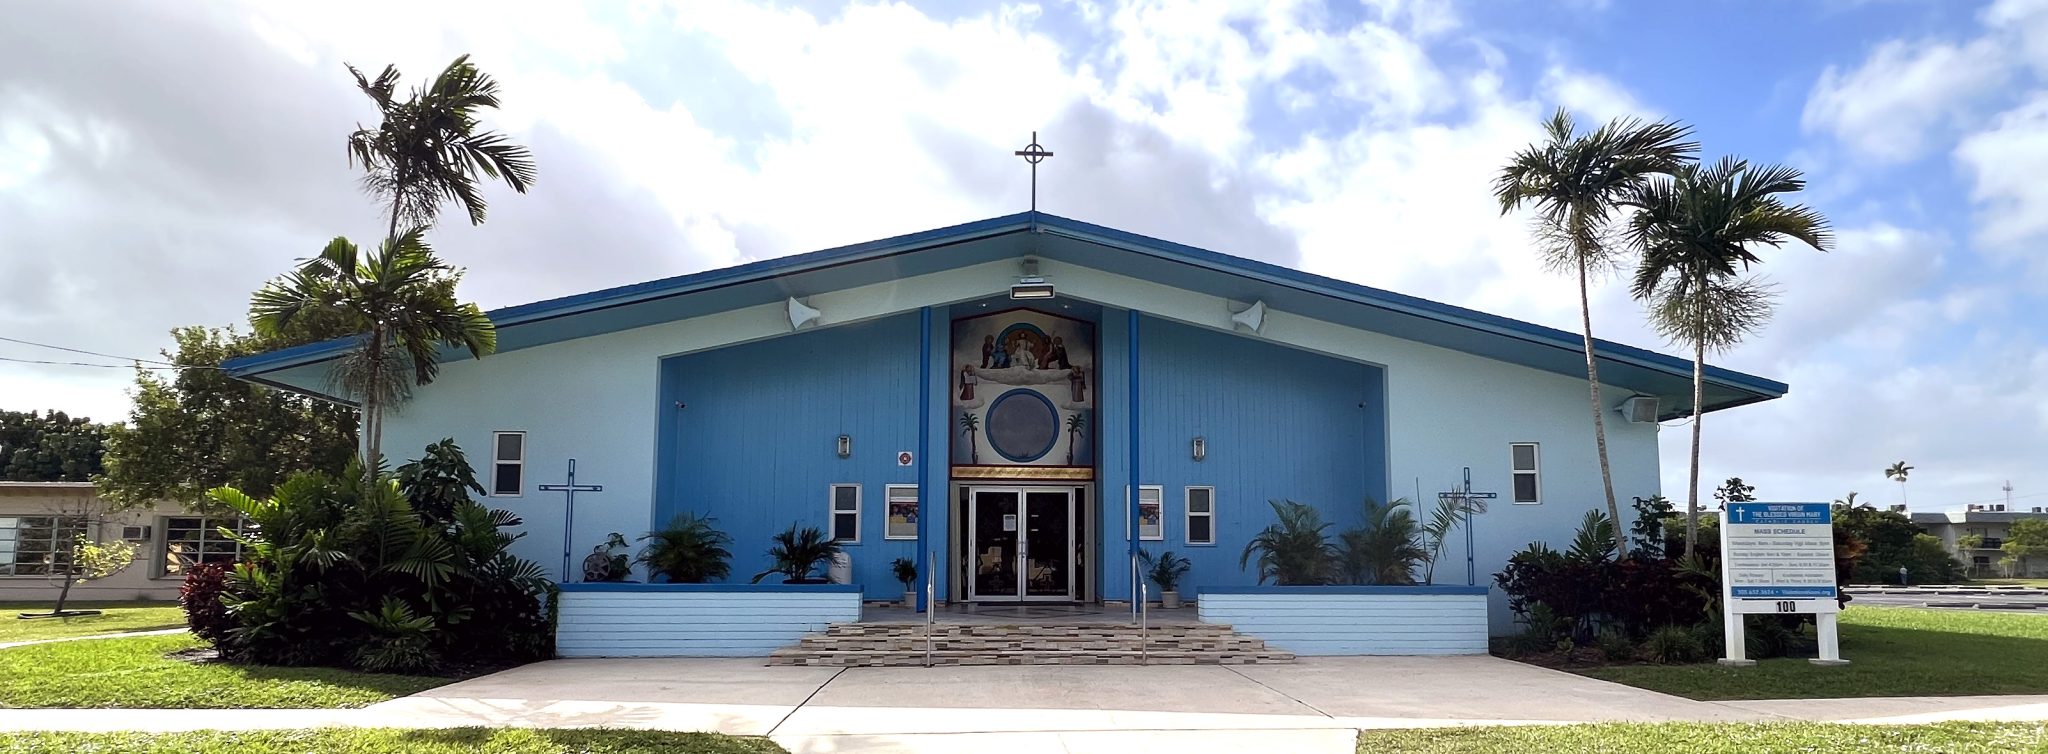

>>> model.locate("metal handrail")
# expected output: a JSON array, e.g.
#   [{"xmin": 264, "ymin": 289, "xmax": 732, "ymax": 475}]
[
  {"xmin": 924, "ymin": 548, "xmax": 936, "ymax": 668},
  {"xmin": 1139, "ymin": 581, "xmax": 1149, "ymax": 665}
]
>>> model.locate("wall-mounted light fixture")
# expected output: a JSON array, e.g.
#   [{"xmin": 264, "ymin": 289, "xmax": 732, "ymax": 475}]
[
  {"xmin": 836, "ymin": 434, "xmax": 852, "ymax": 459},
  {"xmin": 1010, "ymin": 257, "xmax": 1055, "ymax": 300},
  {"xmin": 1191, "ymin": 436, "xmax": 1207, "ymax": 462}
]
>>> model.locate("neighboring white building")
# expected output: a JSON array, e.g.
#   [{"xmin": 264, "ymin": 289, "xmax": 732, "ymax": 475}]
[
  {"xmin": 1913, "ymin": 506, "xmax": 2048, "ymax": 578},
  {"xmin": 0, "ymin": 481, "xmax": 241, "ymax": 602}
]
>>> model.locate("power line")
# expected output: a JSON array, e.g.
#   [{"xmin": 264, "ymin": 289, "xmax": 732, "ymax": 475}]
[
  {"xmin": 0, "ymin": 335, "xmax": 182, "ymax": 367},
  {"xmin": 0, "ymin": 355, "xmax": 207, "ymax": 370}
]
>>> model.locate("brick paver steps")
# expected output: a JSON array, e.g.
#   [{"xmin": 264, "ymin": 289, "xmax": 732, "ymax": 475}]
[{"xmin": 767, "ymin": 622, "xmax": 1296, "ymax": 667}]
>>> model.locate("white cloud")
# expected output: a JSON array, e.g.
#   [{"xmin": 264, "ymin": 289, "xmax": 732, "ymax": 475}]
[
  {"xmin": 1802, "ymin": 37, "xmax": 2010, "ymax": 163},
  {"xmin": 1956, "ymin": 92, "xmax": 2048, "ymax": 256}
]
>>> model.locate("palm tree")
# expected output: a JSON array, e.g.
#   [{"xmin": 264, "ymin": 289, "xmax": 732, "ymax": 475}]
[
  {"xmin": 250, "ymin": 231, "xmax": 496, "ymax": 480},
  {"xmin": 1627, "ymin": 157, "xmax": 1831, "ymax": 556},
  {"xmin": 1886, "ymin": 461, "xmax": 1914, "ymax": 508},
  {"xmin": 959, "ymin": 411, "xmax": 981, "ymax": 464},
  {"xmin": 346, "ymin": 55, "xmax": 537, "ymax": 241},
  {"xmin": 1494, "ymin": 108, "xmax": 1697, "ymax": 561}
]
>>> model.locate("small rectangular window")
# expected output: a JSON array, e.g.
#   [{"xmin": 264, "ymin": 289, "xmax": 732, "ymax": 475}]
[
  {"xmin": 1511, "ymin": 442, "xmax": 1541, "ymax": 504},
  {"xmin": 491, "ymin": 432, "xmax": 525, "ymax": 497},
  {"xmin": 830, "ymin": 484, "xmax": 861, "ymax": 543},
  {"xmin": 1185, "ymin": 487, "xmax": 1215, "ymax": 545},
  {"xmin": 162, "ymin": 516, "xmax": 251, "ymax": 576},
  {"xmin": 884, "ymin": 485, "xmax": 918, "ymax": 540},
  {"xmin": 1138, "ymin": 485, "xmax": 1164, "ymax": 541}
]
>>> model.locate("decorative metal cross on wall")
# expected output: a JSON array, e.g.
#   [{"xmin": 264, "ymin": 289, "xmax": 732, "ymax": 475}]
[
  {"xmin": 539, "ymin": 459, "xmax": 604, "ymax": 581},
  {"xmin": 1437, "ymin": 466, "xmax": 1497, "ymax": 587},
  {"xmin": 1014, "ymin": 131, "xmax": 1054, "ymax": 212}
]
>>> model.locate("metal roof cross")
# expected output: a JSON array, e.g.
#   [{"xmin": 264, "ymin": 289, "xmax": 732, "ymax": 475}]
[{"xmin": 1014, "ymin": 131, "xmax": 1054, "ymax": 213}]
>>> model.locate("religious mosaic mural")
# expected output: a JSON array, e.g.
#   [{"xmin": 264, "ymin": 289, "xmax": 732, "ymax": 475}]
[{"xmin": 951, "ymin": 309, "xmax": 1094, "ymax": 477}]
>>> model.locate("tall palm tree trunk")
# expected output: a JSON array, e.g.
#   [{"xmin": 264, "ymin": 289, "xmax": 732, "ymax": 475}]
[
  {"xmin": 1577, "ymin": 257, "xmax": 1626, "ymax": 562},
  {"xmin": 1684, "ymin": 284, "xmax": 1705, "ymax": 557},
  {"xmin": 362, "ymin": 325, "xmax": 386, "ymax": 485}
]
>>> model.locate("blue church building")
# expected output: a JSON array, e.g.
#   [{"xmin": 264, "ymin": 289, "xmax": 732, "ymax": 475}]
[{"xmin": 227, "ymin": 212, "xmax": 1784, "ymax": 630}]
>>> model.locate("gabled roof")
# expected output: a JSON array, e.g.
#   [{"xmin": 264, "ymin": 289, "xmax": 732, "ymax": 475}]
[{"xmin": 223, "ymin": 211, "xmax": 1787, "ymax": 418}]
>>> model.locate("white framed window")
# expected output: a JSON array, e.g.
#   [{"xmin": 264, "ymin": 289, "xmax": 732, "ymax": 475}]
[
  {"xmin": 884, "ymin": 484, "xmax": 918, "ymax": 540},
  {"xmin": 1511, "ymin": 442, "xmax": 1541, "ymax": 504},
  {"xmin": 1185, "ymin": 487, "xmax": 1215, "ymax": 545},
  {"xmin": 830, "ymin": 484, "xmax": 861, "ymax": 543},
  {"xmin": 0, "ymin": 516, "xmax": 88, "ymax": 577},
  {"xmin": 491, "ymin": 431, "xmax": 525, "ymax": 497},
  {"xmin": 1138, "ymin": 485, "xmax": 1164, "ymax": 541},
  {"xmin": 162, "ymin": 516, "xmax": 252, "ymax": 576}
]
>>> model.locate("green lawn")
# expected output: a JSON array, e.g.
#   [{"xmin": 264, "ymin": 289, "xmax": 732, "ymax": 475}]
[
  {"xmin": 0, "ymin": 634, "xmax": 453, "ymax": 708},
  {"xmin": 0, "ymin": 729, "xmax": 787, "ymax": 754},
  {"xmin": 1357, "ymin": 722, "xmax": 2048, "ymax": 753},
  {"xmin": 1970, "ymin": 578, "xmax": 2048, "ymax": 588},
  {"xmin": 1583, "ymin": 607, "xmax": 2048, "ymax": 700},
  {"xmin": 0, "ymin": 601, "xmax": 186, "ymax": 644}
]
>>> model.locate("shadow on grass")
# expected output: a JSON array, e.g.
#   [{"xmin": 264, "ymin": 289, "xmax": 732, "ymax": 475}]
[{"xmin": 1582, "ymin": 614, "xmax": 2048, "ymax": 700}]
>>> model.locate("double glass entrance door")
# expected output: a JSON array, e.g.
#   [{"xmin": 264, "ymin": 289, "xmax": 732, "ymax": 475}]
[{"xmin": 969, "ymin": 488, "xmax": 1074, "ymax": 601}]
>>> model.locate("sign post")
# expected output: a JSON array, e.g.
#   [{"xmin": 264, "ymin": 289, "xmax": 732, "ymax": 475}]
[{"xmin": 1718, "ymin": 502, "xmax": 1847, "ymax": 667}]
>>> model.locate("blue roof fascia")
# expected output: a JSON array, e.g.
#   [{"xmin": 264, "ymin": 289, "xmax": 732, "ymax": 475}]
[
  {"xmin": 1030, "ymin": 214, "xmax": 1788, "ymax": 398},
  {"xmin": 222, "ymin": 212, "xmax": 1042, "ymax": 378},
  {"xmin": 224, "ymin": 210, "xmax": 1785, "ymax": 404}
]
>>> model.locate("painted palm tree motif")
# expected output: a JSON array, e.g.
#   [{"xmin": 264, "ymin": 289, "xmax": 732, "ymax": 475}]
[
  {"xmin": 959, "ymin": 411, "xmax": 981, "ymax": 464},
  {"xmin": 1064, "ymin": 413, "xmax": 1086, "ymax": 465}
]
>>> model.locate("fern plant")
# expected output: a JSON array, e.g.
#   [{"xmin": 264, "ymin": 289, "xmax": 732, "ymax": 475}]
[
  {"xmin": 349, "ymin": 596, "xmax": 439, "ymax": 673},
  {"xmin": 636, "ymin": 513, "xmax": 733, "ymax": 583},
  {"xmin": 1239, "ymin": 500, "xmax": 1335, "ymax": 585}
]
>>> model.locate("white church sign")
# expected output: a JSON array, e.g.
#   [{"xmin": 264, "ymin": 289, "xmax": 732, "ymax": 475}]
[{"xmin": 1717, "ymin": 502, "xmax": 1847, "ymax": 666}]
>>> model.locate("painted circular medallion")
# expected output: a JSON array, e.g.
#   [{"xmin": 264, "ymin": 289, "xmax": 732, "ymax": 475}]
[{"xmin": 985, "ymin": 389, "xmax": 1059, "ymax": 463}]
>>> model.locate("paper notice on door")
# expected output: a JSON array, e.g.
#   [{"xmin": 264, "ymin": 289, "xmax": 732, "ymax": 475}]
[{"xmin": 1002, "ymin": 514, "xmax": 1018, "ymax": 532}]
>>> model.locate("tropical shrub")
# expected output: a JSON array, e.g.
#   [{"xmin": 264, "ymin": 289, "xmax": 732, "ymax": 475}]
[
  {"xmin": 1338, "ymin": 498, "xmax": 1425, "ymax": 585},
  {"xmin": 1239, "ymin": 500, "xmax": 1336, "ymax": 585},
  {"xmin": 1595, "ymin": 626, "xmax": 1634, "ymax": 663},
  {"xmin": 1496, "ymin": 510, "xmax": 1714, "ymax": 642},
  {"xmin": 637, "ymin": 513, "xmax": 732, "ymax": 583},
  {"xmin": 207, "ymin": 441, "xmax": 553, "ymax": 671},
  {"xmin": 1139, "ymin": 550, "xmax": 1191, "ymax": 592},
  {"xmin": 1643, "ymin": 624, "xmax": 1707, "ymax": 664},
  {"xmin": 179, "ymin": 562, "xmax": 239, "ymax": 647},
  {"xmin": 751, "ymin": 524, "xmax": 839, "ymax": 583}
]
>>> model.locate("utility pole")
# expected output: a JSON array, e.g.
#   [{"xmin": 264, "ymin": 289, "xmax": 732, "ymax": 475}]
[{"xmin": 2005, "ymin": 480, "xmax": 2015, "ymax": 509}]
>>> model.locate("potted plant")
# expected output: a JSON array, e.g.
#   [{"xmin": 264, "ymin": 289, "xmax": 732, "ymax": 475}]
[
  {"xmin": 891, "ymin": 557, "xmax": 918, "ymax": 607},
  {"xmin": 1139, "ymin": 549, "xmax": 1192, "ymax": 608},
  {"xmin": 751, "ymin": 524, "xmax": 842, "ymax": 584},
  {"xmin": 636, "ymin": 513, "xmax": 734, "ymax": 583}
]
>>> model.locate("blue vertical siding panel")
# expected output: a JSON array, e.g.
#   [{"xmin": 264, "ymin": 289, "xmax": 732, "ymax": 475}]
[
  {"xmin": 1097, "ymin": 311, "xmax": 1132, "ymax": 601},
  {"xmin": 656, "ymin": 313, "xmax": 922, "ymax": 599},
  {"xmin": 1133, "ymin": 316, "xmax": 1389, "ymax": 595}
]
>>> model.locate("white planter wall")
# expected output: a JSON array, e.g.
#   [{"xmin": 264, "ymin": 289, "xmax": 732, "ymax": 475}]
[
  {"xmin": 1197, "ymin": 587, "xmax": 1490, "ymax": 655},
  {"xmin": 556, "ymin": 584, "xmax": 861, "ymax": 657}
]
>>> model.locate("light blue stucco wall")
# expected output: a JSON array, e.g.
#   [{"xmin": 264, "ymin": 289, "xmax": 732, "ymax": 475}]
[{"xmin": 376, "ymin": 255, "xmax": 1662, "ymax": 635}]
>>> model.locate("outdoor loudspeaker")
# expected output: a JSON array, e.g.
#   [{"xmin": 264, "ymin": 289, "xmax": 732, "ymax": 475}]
[
  {"xmin": 787, "ymin": 296, "xmax": 822, "ymax": 330},
  {"xmin": 1620, "ymin": 396, "xmax": 1660, "ymax": 424},
  {"xmin": 1230, "ymin": 300, "xmax": 1267, "ymax": 333}
]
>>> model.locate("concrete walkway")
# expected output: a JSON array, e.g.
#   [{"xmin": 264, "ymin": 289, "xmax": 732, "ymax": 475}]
[
  {"xmin": 0, "ymin": 627, "xmax": 186, "ymax": 650},
  {"xmin": 5, "ymin": 656, "xmax": 2048, "ymax": 752}
]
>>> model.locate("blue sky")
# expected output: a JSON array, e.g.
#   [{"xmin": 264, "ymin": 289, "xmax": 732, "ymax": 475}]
[{"xmin": 0, "ymin": 0, "xmax": 2042, "ymax": 512}]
